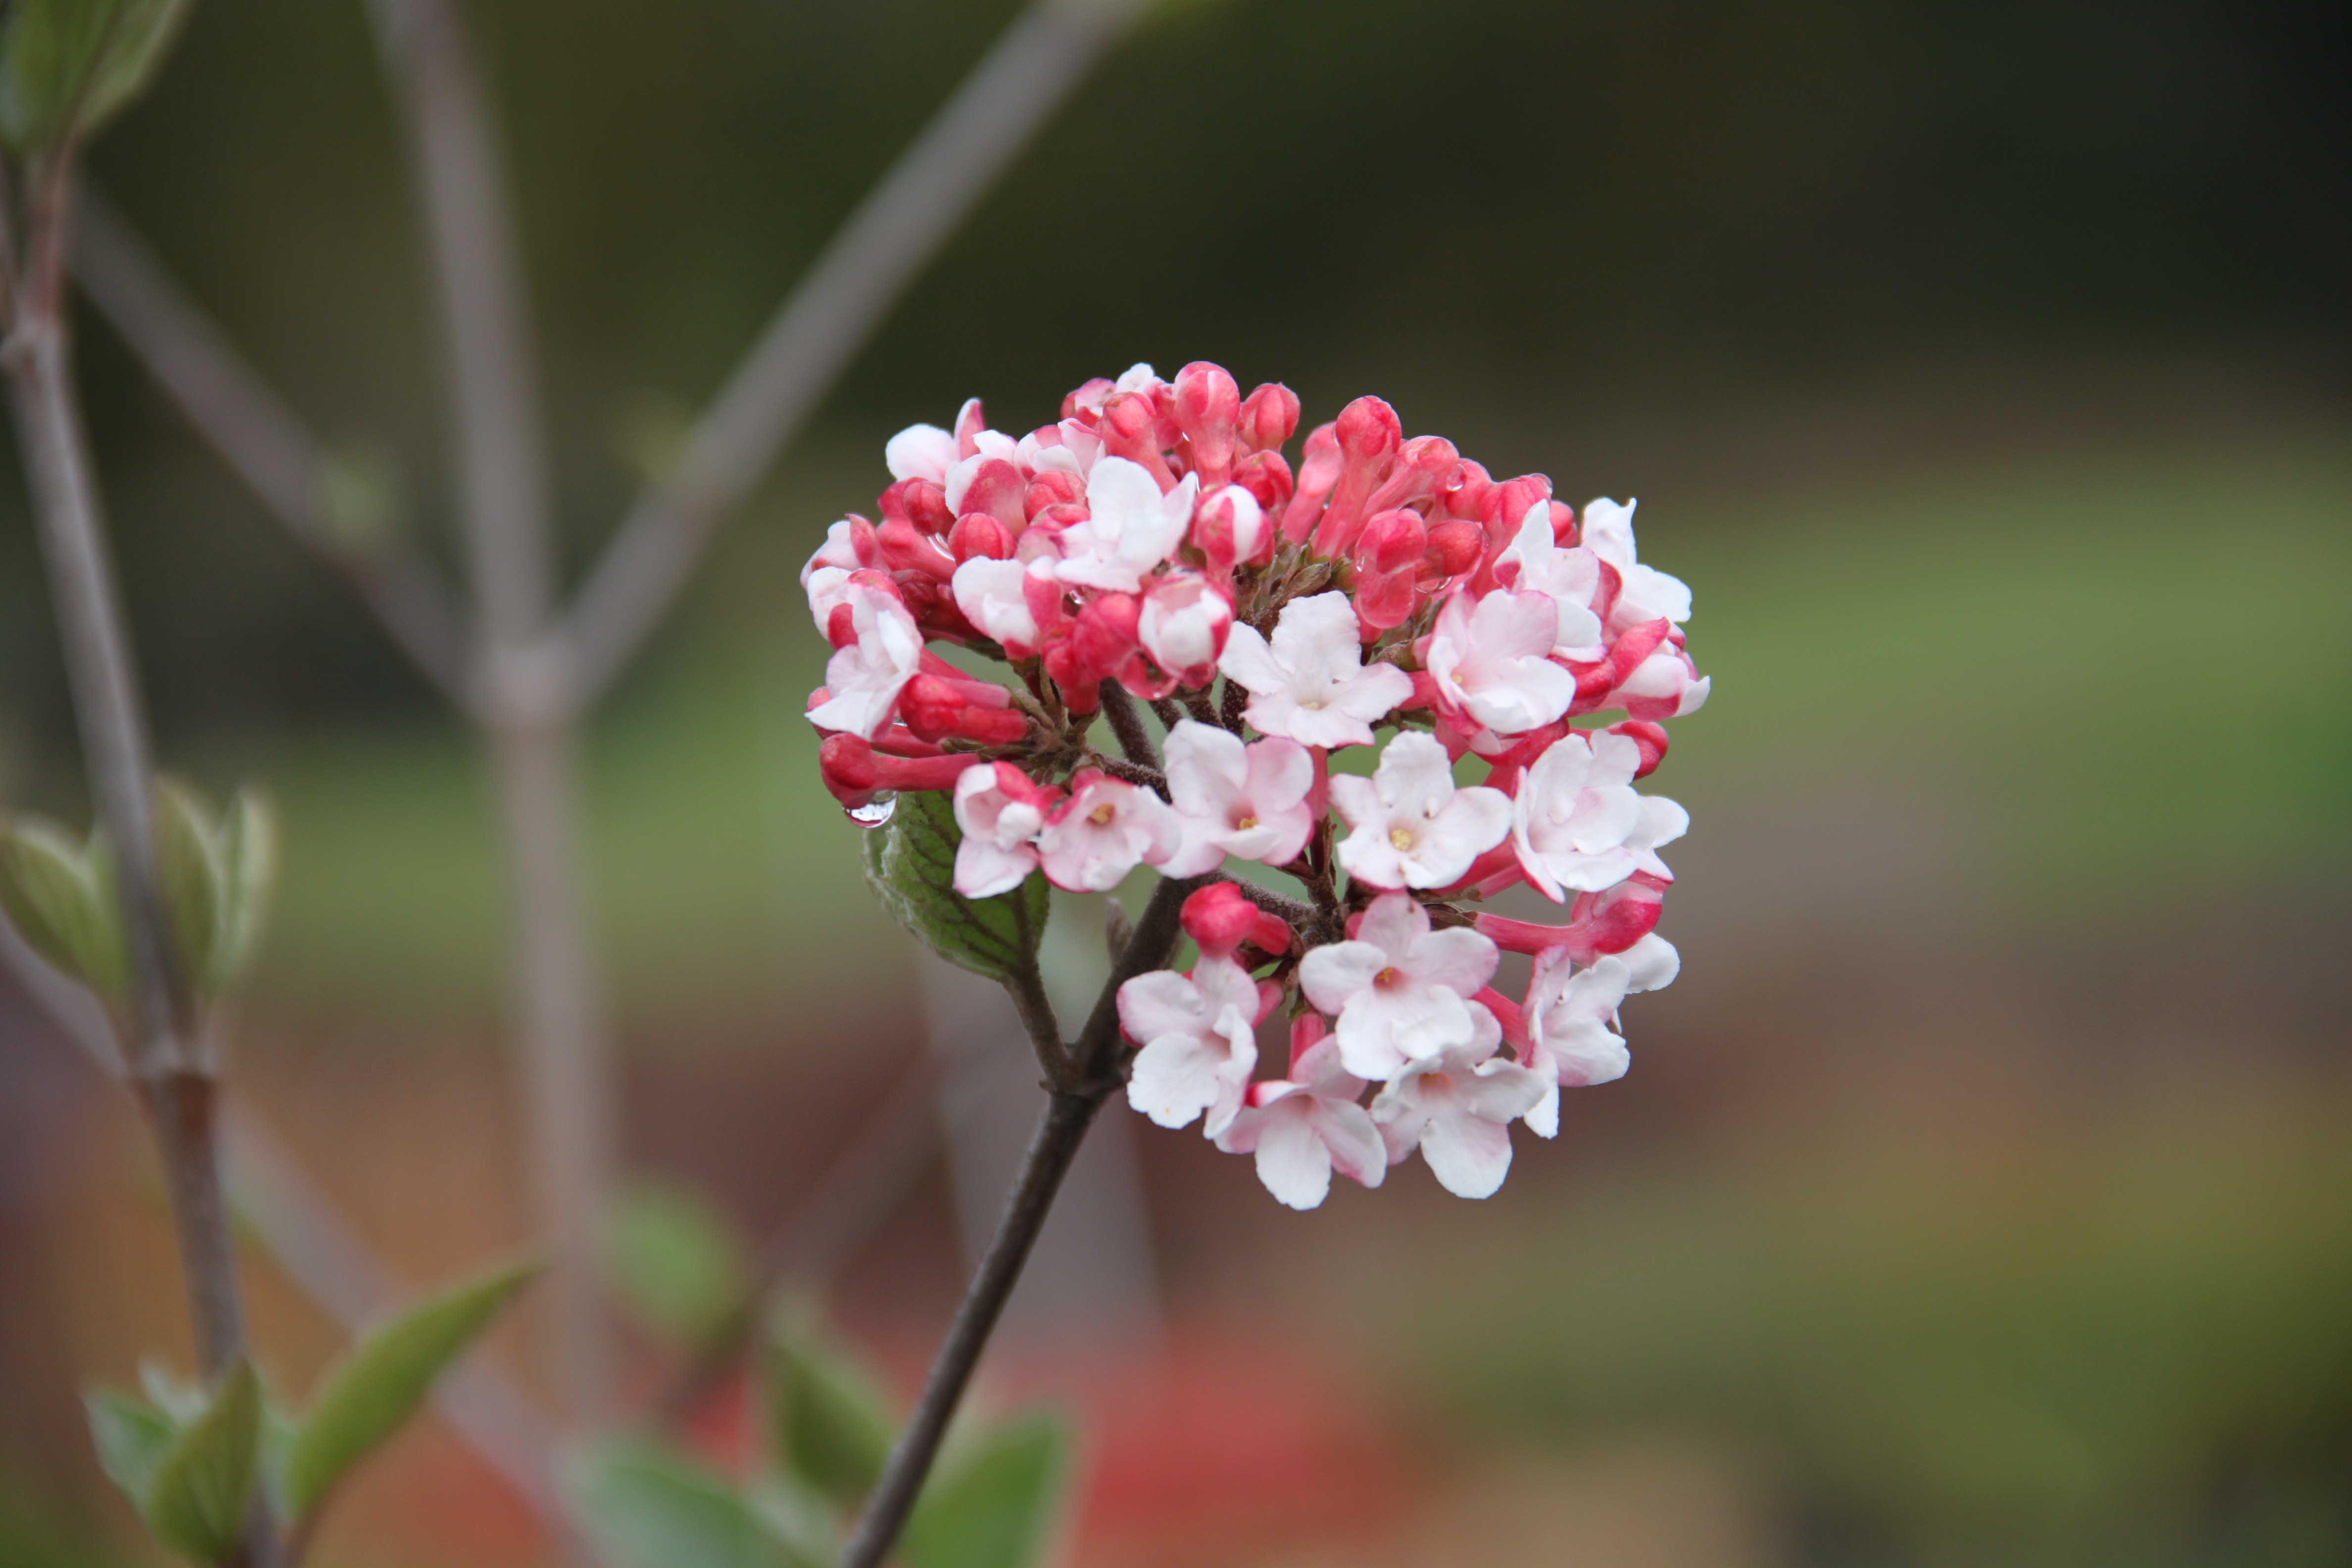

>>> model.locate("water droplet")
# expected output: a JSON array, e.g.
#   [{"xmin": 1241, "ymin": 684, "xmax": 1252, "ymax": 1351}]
[{"xmin": 847, "ymin": 793, "xmax": 898, "ymax": 828}]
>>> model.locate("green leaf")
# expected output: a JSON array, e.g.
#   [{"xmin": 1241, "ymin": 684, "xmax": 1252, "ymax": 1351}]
[
  {"xmin": 0, "ymin": 816, "xmax": 125, "ymax": 995},
  {"xmin": 564, "ymin": 1437, "xmax": 819, "ymax": 1568},
  {"xmin": 207, "ymin": 786, "xmax": 275, "ymax": 992},
  {"xmin": 140, "ymin": 1359, "xmax": 262, "ymax": 1565},
  {"xmin": 0, "ymin": 0, "xmax": 195, "ymax": 149},
  {"xmin": 85, "ymin": 1389, "xmax": 176, "ymax": 1502},
  {"xmin": 902, "ymin": 1414, "xmax": 1072, "ymax": 1568},
  {"xmin": 280, "ymin": 1258, "xmax": 537, "ymax": 1525},
  {"xmin": 605, "ymin": 1183, "xmax": 748, "ymax": 1348},
  {"xmin": 860, "ymin": 787, "xmax": 1049, "ymax": 982},
  {"xmin": 152, "ymin": 778, "xmax": 224, "ymax": 990},
  {"xmin": 765, "ymin": 1326, "xmax": 896, "ymax": 1508}
]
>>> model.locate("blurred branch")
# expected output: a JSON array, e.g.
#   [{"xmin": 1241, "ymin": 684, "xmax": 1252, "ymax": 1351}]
[
  {"xmin": 363, "ymin": 0, "xmax": 617, "ymax": 1427},
  {"xmin": 4, "ymin": 162, "xmax": 283, "ymax": 1565},
  {"xmin": 0, "ymin": 923, "xmax": 563, "ymax": 1522},
  {"xmin": 555, "ymin": 0, "xmax": 1153, "ymax": 708},
  {"xmin": 68, "ymin": 186, "xmax": 474, "ymax": 708}
]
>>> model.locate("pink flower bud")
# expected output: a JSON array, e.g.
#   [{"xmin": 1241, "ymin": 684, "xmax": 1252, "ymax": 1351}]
[
  {"xmin": 1353, "ymin": 508, "xmax": 1427, "ymax": 576},
  {"xmin": 1422, "ymin": 518, "xmax": 1485, "ymax": 580},
  {"xmin": 948, "ymin": 512, "xmax": 1015, "ymax": 563},
  {"xmin": 880, "ymin": 479, "xmax": 953, "ymax": 536},
  {"xmin": 1138, "ymin": 573, "xmax": 1233, "ymax": 684},
  {"xmin": 818, "ymin": 734, "xmax": 970, "ymax": 809},
  {"xmin": 1310, "ymin": 396, "xmax": 1402, "ymax": 558},
  {"xmin": 1173, "ymin": 361, "xmax": 1241, "ymax": 488},
  {"xmin": 1282, "ymin": 423, "xmax": 1343, "ymax": 544},
  {"xmin": 1023, "ymin": 469, "xmax": 1085, "ymax": 518},
  {"xmin": 957, "ymin": 458, "xmax": 1027, "ymax": 531},
  {"xmin": 1361, "ymin": 436, "xmax": 1460, "ymax": 518},
  {"xmin": 1607, "ymin": 719, "xmax": 1670, "ymax": 778},
  {"xmin": 1098, "ymin": 393, "xmax": 1177, "ymax": 490},
  {"xmin": 877, "ymin": 516, "xmax": 955, "ymax": 581},
  {"xmin": 1192, "ymin": 485, "xmax": 1267, "ymax": 575},
  {"xmin": 1229, "ymin": 449, "xmax": 1294, "ymax": 519},
  {"xmin": 1182, "ymin": 882, "xmax": 1261, "ymax": 958},
  {"xmin": 1238, "ymin": 382, "xmax": 1300, "ymax": 452}
]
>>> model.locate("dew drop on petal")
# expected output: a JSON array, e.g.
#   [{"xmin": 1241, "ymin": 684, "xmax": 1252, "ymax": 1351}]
[{"xmin": 847, "ymin": 793, "xmax": 898, "ymax": 828}]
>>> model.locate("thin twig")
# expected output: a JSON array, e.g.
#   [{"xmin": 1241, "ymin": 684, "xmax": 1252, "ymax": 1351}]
[
  {"xmin": 68, "ymin": 185, "xmax": 474, "ymax": 707},
  {"xmin": 364, "ymin": 0, "xmax": 615, "ymax": 1426},
  {"xmin": 836, "ymin": 873, "xmax": 1195, "ymax": 1568},
  {"xmin": 555, "ymin": 0, "xmax": 1152, "ymax": 707},
  {"xmin": 3, "ymin": 159, "xmax": 281, "ymax": 1568}
]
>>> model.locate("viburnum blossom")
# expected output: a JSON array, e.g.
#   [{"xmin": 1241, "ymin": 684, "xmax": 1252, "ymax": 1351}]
[
  {"xmin": 804, "ymin": 361, "xmax": 1707, "ymax": 1206},
  {"xmin": 1215, "ymin": 1019, "xmax": 1385, "ymax": 1210},
  {"xmin": 1370, "ymin": 1003, "xmax": 1546, "ymax": 1199},
  {"xmin": 1330, "ymin": 731, "xmax": 1512, "ymax": 890},
  {"xmin": 1119, "ymin": 954, "xmax": 1263, "ymax": 1136},
  {"xmin": 1298, "ymin": 891, "xmax": 1498, "ymax": 1079},
  {"xmin": 1218, "ymin": 591, "xmax": 1414, "ymax": 748}
]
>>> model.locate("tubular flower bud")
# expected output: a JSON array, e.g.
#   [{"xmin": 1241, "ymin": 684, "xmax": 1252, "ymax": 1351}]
[
  {"xmin": 1237, "ymin": 382, "xmax": 1300, "ymax": 452},
  {"xmin": 803, "ymin": 361, "xmax": 1705, "ymax": 1208},
  {"xmin": 1173, "ymin": 361, "xmax": 1241, "ymax": 489}
]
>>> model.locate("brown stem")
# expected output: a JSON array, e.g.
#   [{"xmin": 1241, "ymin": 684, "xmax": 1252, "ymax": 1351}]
[
  {"xmin": 1096, "ymin": 679, "xmax": 1160, "ymax": 770},
  {"xmin": 836, "ymin": 872, "xmax": 1195, "ymax": 1568}
]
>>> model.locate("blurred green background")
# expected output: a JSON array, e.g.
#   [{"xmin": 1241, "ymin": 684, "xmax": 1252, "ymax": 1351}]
[{"xmin": 0, "ymin": 0, "xmax": 2346, "ymax": 1565}]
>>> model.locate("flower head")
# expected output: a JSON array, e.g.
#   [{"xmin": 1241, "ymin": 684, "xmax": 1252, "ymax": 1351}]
[{"xmin": 808, "ymin": 362, "xmax": 1706, "ymax": 1208}]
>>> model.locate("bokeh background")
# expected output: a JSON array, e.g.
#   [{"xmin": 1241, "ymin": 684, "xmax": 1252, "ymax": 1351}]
[{"xmin": 2, "ymin": 0, "xmax": 2348, "ymax": 1564}]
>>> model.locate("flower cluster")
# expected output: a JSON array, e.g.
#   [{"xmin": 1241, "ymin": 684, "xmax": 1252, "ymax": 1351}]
[{"xmin": 804, "ymin": 362, "xmax": 1705, "ymax": 1208}]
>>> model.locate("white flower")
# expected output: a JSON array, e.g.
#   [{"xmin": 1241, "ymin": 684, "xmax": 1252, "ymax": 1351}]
[
  {"xmin": 1371, "ymin": 1003, "xmax": 1547, "ymax": 1199},
  {"xmin": 1215, "ymin": 1036, "xmax": 1385, "ymax": 1209},
  {"xmin": 884, "ymin": 422, "xmax": 960, "ymax": 484},
  {"xmin": 1518, "ymin": 950, "xmax": 1632, "ymax": 1138},
  {"xmin": 1299, "ymin": 890, "xmax": 1500, "ymax": 1079},
  {"xmin": 952, "ymin": 556, "xmax": 1057, "ymax": 655},
  {"xmin": 1120, "ymin": 956, "xmax": 1261, "ymax": 1136},
  {"xmin": 1581, "ymin": 498, "xmax": 1693, "ymax": 628},
  {"xmin": 1218, "ymin": 591, "xmax": 1415, "ymax": 749},
  {"xmin": 950, "ymin": 763, "xmax": 1054, "ymax": 898},
  {"xmin": 1137, "ymin": 573, "xmax": 1233, "ymax": 683},
  {"xmin": 1510, "ymin": 729, "xmax": 1684, "ymax": 900},
  {"xmin": 806, "ymin": 582, "xmax": 921, "ymax": 739},
  {"xmin": 1421, "ymin": 588, "xmax": 1578, "ymax": 736},
  {"xmin": 1157, "ymin": 721, "xmax": 1315, "ymax": 878},
  {"xmin": 1054, "ymin": 457, "xmax": 1199, "ymax": 593},
  {"xmin": 1034, "ymin": 771, "xmax": 1181, "ymax": 891},
  {"xmin": 1495, "ymin": 508, "xmax": 1605, "ymax": 659},
  {"xmin": 1330, "ymin": 731, "xmax": 1512, "ymax": 890}
]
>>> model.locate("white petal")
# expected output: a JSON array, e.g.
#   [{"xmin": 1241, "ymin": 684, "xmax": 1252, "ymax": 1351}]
[
  {"xmin": 1253, "ymin": 1111, "xmax": 1335, "ymax": 1209},
  {"xmin": 1420, "ymin": 1109, "xmax": 1515, "ymax": 1198}
]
